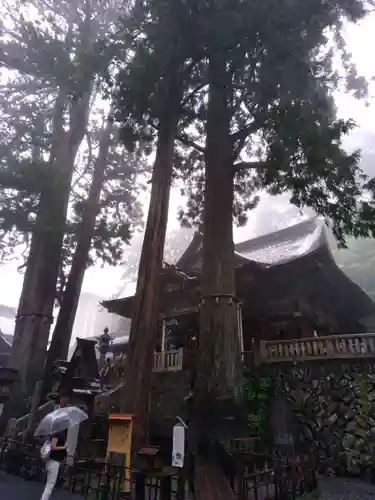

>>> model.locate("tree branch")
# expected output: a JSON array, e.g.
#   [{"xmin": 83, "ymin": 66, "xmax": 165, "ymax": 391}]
[
  {"xmin": 149, "ymin": 119, "xmax": 206, "ymax": 154},
  {"xmin": 230, "ymin": 121, "xmax": 262, "ymax": 159},
  {"xmin": 180, "ymin": 83, "xmax": 208, "ymax": 108},
  {"xmin": 175, "ymin": 133, "xmax": 206, "ymax": 154},
  {"xmin": 233, "ymin": 161, "xmax": 271, "ymax": 173}
]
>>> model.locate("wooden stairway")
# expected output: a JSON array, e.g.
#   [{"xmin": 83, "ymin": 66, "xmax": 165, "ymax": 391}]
[{"xmin": 94, "ymin": 382, "xmax": 124, "ymax": 413}]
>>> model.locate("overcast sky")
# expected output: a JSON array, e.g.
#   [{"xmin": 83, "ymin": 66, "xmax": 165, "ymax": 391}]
[{"xmin": 0, "ymin": 13, "xmax": 375, "ymax": 308}]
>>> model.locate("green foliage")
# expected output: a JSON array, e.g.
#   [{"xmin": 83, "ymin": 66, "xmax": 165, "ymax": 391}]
[
  {"xmin": 167, "ymin": 0, "xmax": 375, "ymax": 244},
  {"xmin": 113, "ymin": 0, "xmax": 202, "ymax": 153},
  {"xmin": 113, "ymin": 0, "xmax": 375, "ymax": 247},
  {"xmin": 288, "ymin": 390, "xmax": 315, "ymax": 418},
  {"xmin": 0, "ymin": 0, "xmax": 146, "ymax": 280},
  {"xmin": 358, "ymin": 375, "xmax": 370, "ymax": 419},
  {"xmin": 243, "ymin": 374, "xmax": 275, "ymax": 446},
  {"xmin": 298, "ymin": 493, "xmax": 319, "ymax": 500},
  {"xmin": 342, "ymin": 375, "xmax": 372, "ymax": 473}
]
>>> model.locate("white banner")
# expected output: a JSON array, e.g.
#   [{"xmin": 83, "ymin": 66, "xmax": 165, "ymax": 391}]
[{"xmin": 172, "ymin": 422, "xmax": 185, "ymax": 468}]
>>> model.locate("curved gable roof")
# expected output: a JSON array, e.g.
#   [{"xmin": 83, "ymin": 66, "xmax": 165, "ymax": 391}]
[{"xmin": 177, "ymin": 217, "xmax": 330, "ymax": 272}]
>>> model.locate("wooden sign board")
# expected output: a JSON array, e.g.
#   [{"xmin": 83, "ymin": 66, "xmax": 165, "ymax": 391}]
[
  {"xmin": 139, "ymin": 446, "xmax": 159, "ymax": 456},
  {"xmin": 106, "ymin": 414, "xmax": 135, "ymax": 491}
]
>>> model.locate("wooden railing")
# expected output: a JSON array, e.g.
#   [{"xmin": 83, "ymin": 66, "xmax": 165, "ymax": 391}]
[
  {"xmin": 259, "ymin": 333, "xmax": 375, "ymax": 363},
  {"xmin": 224, "ymin": 437, "xmax": 260, "ymax": 454},
  {"xmin": 153, "ymin": 348, "xmax": 184, "ymax": 372},
  {"xmin": 13, "ymin": 400, "xmax": 55, "ymax": 436},
  {"xmin": 150, "ymin": 333, "xmax": 375, "ymax": 371}
]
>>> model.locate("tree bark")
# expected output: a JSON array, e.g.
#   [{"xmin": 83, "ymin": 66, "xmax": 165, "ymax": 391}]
[
  {"xmin": 185, "ymin": 53, "xmax": 245, "ymax": 500},
  {"xmin": 195, "ymin": 54, "xmax": 242, "ymax": 427},
  {"xmin": 120, "ymin": 103, "xmax": 180, "ymax": 446},
  {"xmin": 9, "ymin": 87, "xmax": 92, "ymax": 406},
  {"xmin": 42, "ymin": 115, "xmax": 114, "ymax": 397}
]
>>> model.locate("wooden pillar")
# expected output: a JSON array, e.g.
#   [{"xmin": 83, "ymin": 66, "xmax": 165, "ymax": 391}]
[
  {"xmin": 134, "ymin": 472, "xmax": 146, "ymax": 500},
  {"xmin": 300, "ymin": 318, "xmax": 313, "ymax": 338},
  {"xmin": 177, "ymin": 472, "xmax": 186, "ymax": 500},
  {"xmin": 161, "ymin": 319, "xmax": 166, "ymax": 352},
  {"xmin": 160, "ymin": 476, "xmax": 171, "ymax": 500},
  {"xmin": 237, "ymin": 303, "xmax": 244, "ymax": 359}
]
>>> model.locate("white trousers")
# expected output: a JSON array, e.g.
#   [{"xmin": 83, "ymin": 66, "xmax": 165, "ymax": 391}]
[{"xmin": 40, "ymin": 460, "xmax": 60, "ymax": 500}]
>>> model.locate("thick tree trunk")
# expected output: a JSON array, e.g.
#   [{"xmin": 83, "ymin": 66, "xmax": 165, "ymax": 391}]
[
  {"xmin": 9, "ymin": 152, "xmax": 74, "ymax": 406},
  {"xmin": 120, "ymin": 109, "xmax": 179, "ymax": 446},
  {"xmin": 9, "ymin": 89, "xmax": 92, "ymax": 406},
  {"xmin": 195, "ymin": 54, "xmax": 242, "ymax": 430},
  {"xmin": 42, "ymin": 116, "xmax": 114, "ymax": 397},
  {"xmin": 187, "ymin": 53, "xmax": 244, "ymax": 500}
]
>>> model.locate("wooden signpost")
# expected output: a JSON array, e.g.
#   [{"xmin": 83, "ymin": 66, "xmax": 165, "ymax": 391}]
[{"xmin": 106, "ymin": 413, "xmax": 135, "ymax": 491}]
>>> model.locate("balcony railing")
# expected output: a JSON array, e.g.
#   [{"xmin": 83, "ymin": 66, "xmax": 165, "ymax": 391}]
[
  {"xmin": 150, "ymin": 333, "xmax": 375, "ymax": 372},
  {"xmin": 153, "ymin": 348, "xmax": 184, "ymax": 372},
  {"xmin": 258, "ymin": 333, "xmax": 375, "ymax": 363}
]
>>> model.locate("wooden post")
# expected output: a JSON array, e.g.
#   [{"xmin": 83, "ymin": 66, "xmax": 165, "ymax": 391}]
[
  {"xmin": 160, "ymin": 475, "xmax": 171, "ymax": 500},
  {"xmin": 161, "ymin": 320, "xmax": 166, "ymax": 352},
  {"xmin": 161, "ymin": 350, "xmax": 166, "ymax": 371},
  {"xmin": 177, "ymin": 348, "xmax": 184, "ymax": 370},
  {"xmin": 259, "ymin": 340, "xmax": 268, "ymax": 361},
  {"xmin": 236, "ymin": 462, "xmax": 245, "ymax": 500},
  {"xmin": 24, "ymin": 380, "xmax": 43, "ymax": 441},
  {"xmin": 134, "ymin": 471, "xmax": 146, "ymax": 500},
  {"xmin": 177, "ymin": 471, "xmax": 186, "ymax": 500},
  {"xmin": 237, "ymin": 303, "xmax": 244, "ymax": 358},
  {"xmin": 252, "ymin": 339, "xmax": 261, "ymax": 367}
]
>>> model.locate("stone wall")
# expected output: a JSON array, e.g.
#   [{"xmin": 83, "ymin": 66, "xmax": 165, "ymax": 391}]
[{"xmin": 261, "ymin": 359, "xmax": 375, "ymax": 474}]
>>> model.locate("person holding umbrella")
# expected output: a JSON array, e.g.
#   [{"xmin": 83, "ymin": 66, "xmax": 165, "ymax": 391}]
[
  {"xmin": 35, "ymin": 406, "xmax": 88, "ymax": 500},
  {"xmin": 40, "ymin": 429, "xmax": 68, "ymax": 500}
]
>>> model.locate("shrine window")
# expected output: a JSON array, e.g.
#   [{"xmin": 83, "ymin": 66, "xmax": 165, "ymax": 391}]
[{"xmin": 163, "ymin": 312, "xmax": 199, "ymax": 351}]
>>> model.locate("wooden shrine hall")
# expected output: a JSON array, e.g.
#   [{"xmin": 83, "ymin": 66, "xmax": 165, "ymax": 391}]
[
  {"xmin": 102, "ymin": 217, "xmax": 375, "ymax": 373},
  {"xmin": 94, "ymin": 217, "xmax": 375, "ymax": 436}
]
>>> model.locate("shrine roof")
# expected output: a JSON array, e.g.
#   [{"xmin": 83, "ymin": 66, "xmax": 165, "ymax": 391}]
[
  {"xmin": 0, "ymin": 333, "xmax": 11, "ymax": 350},
  {"xmin": 0, "ymin": 334, "xmax": 11, "ymax": 367},
  {"xmin": 176, "ymin": 217, "xmax": 330, "ymax": 271},
  {"xmin": 101, "ymin": 218, "xmax": 375, "ymax": 328}
]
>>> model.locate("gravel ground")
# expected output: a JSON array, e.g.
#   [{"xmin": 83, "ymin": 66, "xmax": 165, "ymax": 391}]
[
  {"xmin": 0, "ymin": 474, "xmax": 82, "ymax": 499},
  {"xmin": 319, "ymin": 476, "xmax": 375, "ymax": 500}
]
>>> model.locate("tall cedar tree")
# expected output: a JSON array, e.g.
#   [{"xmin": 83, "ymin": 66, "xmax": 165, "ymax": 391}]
[
  {"xmin": 114, "ymin": 0, "xmax": 199, "ymax": 444},
  {"xmin": 48, "ymin": 119, "xmax": 115, "ymax": 368},
  {"xmin": 43, "ymin": 111, "xmax": 144, "ymax": 397},
  {"xmin": 170, "ymin": 0, "xmax": 375, "ymax": 447},
  {"xmin": 0, "ymin": 0, "xmax": 141, "ymax": 405}
]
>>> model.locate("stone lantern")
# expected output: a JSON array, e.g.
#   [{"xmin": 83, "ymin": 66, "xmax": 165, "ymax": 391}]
[{"xmin": 97, "ymin": 327, "xmax": 112, "ymax": 361}]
